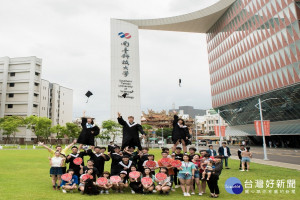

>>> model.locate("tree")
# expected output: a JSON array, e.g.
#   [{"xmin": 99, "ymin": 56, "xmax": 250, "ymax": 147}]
[
  {"xmin": 50, "ymin": 124, "xmax": 66, "ymax": 144},
  {"xmin": 0, "ymin": 116, "xmax": 24, "ymax": 144},
  {"xmin": 62, "ymin": 122, "xmax": 81, "ymax": 141},
  {"xmin": 155, "ymin": 127, "xmax": 173, "ymax": 139},
  {"xmin": 96, "ymin": 130, "xmax": 111, "ymax": 145},
  {"xmin": 101, "ymin": 120, "xmax": 122, "ymax": 142},
  {"xmin": 142, "ymin": 124, "xmax": 153, "ymax": 147},
  {"xmin": 25, "ymin": 116, "xmax": 52, "ymax": 142}
]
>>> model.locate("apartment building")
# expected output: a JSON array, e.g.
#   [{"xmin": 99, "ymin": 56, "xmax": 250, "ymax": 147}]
[{"xmin": 0, "ymin": 56, "xmax": 73, "ymax": 141}]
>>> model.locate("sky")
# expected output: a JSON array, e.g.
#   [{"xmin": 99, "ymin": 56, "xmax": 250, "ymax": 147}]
[{"xmin": 0, "ymin": 0, "xmax": 217, "ymax": 123}]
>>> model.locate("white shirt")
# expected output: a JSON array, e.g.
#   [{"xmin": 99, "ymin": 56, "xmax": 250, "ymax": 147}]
[
  {"xmin": 51, "ymin": 157, "xmax": 63, "ymax": 167},
  {"xmin": 224, "ymin": 147, "xmax": 228, "ymax": 157},
  {"xmin": 156, "ymin": 176, "xmax": 171, "ymax": 186},
  {"xmin": 210, "ymin": 149, "xmax": 214, "ymax": 155}
]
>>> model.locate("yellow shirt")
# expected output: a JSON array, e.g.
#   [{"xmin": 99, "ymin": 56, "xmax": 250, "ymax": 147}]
[{"xmin": 49, "ymin": 147, "xmax": 69, "ymax": 167}]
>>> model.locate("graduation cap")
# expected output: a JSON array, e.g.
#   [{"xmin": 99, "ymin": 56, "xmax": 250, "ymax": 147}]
[
  {"xmin": 122, "ymin": 93, "xmax": 128, "ymax": 98},
  {"xmin": 179, "ymin": 79, "xmax": 182, "ymax": 87},
  {"xmin": 85, "ymin": 91, "xmax": 93, "ymax": 103}
]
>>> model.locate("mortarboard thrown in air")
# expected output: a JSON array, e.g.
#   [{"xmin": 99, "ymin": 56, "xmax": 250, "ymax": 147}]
[
  {"xmin": 122, "ymin": 93, "xmax": 128, "ymax": 98},
  {"xmin": 85, "ymin": 91, "xmax": 93, "ymax": 103}
]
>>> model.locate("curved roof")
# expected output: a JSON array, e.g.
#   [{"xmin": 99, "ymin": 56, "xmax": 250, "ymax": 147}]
[{"xmin": 118, "ymin": 0, "xmax": 236, "ymax": 33}]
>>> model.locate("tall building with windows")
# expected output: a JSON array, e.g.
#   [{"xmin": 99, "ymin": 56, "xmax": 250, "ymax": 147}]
[
  {"xmin": 0, "ymin": 56, "xmax": 73, "ymax": 141},
  {"xmin": 0, "ymin": 57, "xmax": 42, "ymax": 117},
  {"xmin": 111, "ymin": 0, "xmax": 300, "ymax": 146},
  {"xmin": 207, "ymin": 0, "xmax": 300, "ymax": 140}
]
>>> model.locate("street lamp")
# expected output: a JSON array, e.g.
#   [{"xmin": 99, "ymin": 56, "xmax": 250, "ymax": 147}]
[
  {"xmin": 161, "ymin": 126, "xmax": 164, "ymax": 148},
  {"xmin": 195, "ymin": 118, "xmax": 198, "ymax": 151},
  {"xmin": 255, "ymin": 98, "xmax": 278, "ymax": 161}
]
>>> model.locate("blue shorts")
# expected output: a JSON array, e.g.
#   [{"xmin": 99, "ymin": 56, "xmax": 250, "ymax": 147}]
[
  {"xmin": 242, "ymin": 157, "xmax": 251, "ymax": 162},
  {"xmin": 178, "ymin": 173, "xmax": 192, "ymax": 180},
  {"xmin": 194, "ymin": 171, "xmax": 200, "ymax": 179}
]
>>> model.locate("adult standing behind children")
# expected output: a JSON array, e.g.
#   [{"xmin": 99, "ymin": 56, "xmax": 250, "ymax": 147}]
[
  {"xmin": 218, "ymin": 142, "xmax": 231, "ymax": 169},
  {"xmin": 117, "ymin": 112, "xmax": 146, "ymax": 151},
  {"xmin": 207, "ymin": 156, "xmax": 223, "ymax": 198}
]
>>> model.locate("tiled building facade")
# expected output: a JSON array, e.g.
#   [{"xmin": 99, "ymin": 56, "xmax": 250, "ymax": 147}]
[{"xmin": 207, "ymin": 0, "xmax": 300, "ymax": 136}]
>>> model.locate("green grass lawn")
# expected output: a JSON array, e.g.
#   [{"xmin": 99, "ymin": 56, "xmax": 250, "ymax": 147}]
[{"xmin": 0, "ymin": 148, "xmax": 299, "ymax": 200}]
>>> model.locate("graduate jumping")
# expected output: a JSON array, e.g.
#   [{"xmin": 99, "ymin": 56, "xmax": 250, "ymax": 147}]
[
  {"xmin": 171, "ymin": 111, "xmax": 189, "ymax": 154},
  {"xmin": 117, "ymin": 112, "xmax": 146, "ymax": 151},
  {"xmin": 77, "ymin": 111, "xmax": 100, "ymax": 150}
]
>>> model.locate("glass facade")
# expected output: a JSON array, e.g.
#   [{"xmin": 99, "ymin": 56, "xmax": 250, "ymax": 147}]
[{"xmin": 206, "ymin": 0, "xmax": 300, "ymax": 135}]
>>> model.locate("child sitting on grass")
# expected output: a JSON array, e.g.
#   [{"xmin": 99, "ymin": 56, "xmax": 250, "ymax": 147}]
[
  {"xmin": 155, "ymin": 167, "xmax": 171, "ymax": 195},
  {"xmin": 99, "ymin": 171, "xmax": 113, "ymax": 194},
  {"xmin": 112, "ymin": 171, "xmax": 129, "ymax": 193},
  {"xmin": 79, "ymin": 168, "xmax": 95, "ymax": 194},
  {"xmin": 61, "ymin": 169, "xmax": 78, "ymax": 193}
]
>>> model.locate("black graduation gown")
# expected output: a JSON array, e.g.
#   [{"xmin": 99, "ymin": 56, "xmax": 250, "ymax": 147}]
[
  {"xmin": 117, "ymin": 117, "xmax": 146, "ymax": 150},
  {"xmin": 66, "ymin": 151, "xmax": 86, "ymax": 177},
  {"xmin": 123, "ymin": 151, "xmax": 139, "ymax": 166},
  {"xmin": 137, "ymin": 154, "xmax": 148, "ymax": 171},
  {"xmin": 87, "ymin": 149, "xmax": 110, "ymax": 176},
  {"xmin": 118, "ymin": 160, "xmax": 133, "ymax": 177},
  {"xmin": 108, "ymin": 144, "xmax": 117, "ymax": 154},
  {"xmin": 172, "ymin": 115, "xmax": 189, "ymax": 144},
  {"xmin": 110, "ymin": 153, "xmax": 123, "ymax": 175},
  {"xmin": 77, "ymin": 118, "xmax": 100, "ymax": 146}
]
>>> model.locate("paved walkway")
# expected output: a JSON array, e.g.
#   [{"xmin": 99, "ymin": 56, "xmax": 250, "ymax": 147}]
[{"xmin": 230, "ymin": 155, "xmax": 300, "ymax": 171}]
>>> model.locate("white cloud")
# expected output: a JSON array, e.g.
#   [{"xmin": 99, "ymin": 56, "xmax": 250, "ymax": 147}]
[{"xmin": 0, "ymin": 0, "xmax": 213, "ymax": 123}]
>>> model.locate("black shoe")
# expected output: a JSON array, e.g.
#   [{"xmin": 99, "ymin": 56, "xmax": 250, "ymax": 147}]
[{"xmin": 160, "ymin": 191, "xmax": 163, "ymax": 195}]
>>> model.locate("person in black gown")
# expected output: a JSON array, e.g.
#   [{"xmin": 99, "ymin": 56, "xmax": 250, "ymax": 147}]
[
  {"xmin": 66, "ymin": 146, "xmax": 87, "ymax": 178},
  {"xmin": 117, "ymin": 112, "xmax": 146, "ymax": 151},
  {"xmin": 171, "ymin": 111, "xmax": 189, "ymax": 154},
  {"xmin": 77, "ymin": 111, "xmax": 100, "ymax": 150},
  {"xmin": 87, "ymin": 147, "xmax": 110, "ymax": 177}
]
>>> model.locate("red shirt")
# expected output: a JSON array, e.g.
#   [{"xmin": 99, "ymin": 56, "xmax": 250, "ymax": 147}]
[{"xmin": 158, "ymin": 158, "xmax": 174, "ymax": 175}]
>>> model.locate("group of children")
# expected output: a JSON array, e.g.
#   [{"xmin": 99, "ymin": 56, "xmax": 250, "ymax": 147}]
[
  {"xmin": 41, "ymin": 141, "xmax": 223, "ymax": 197},
  {"xmin": 38, "ymin": 111, "xmax": 225, "ymax": 197}
]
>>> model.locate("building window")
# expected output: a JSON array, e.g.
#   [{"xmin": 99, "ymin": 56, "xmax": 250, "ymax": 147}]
[
  {"xmin": 10, "ymin": 72, "xmax": 15, "ymax": 77},
  {"xmin": 34, "ymin": 82, "xmax": 39, "ymax": 86},
  {"xmin": 9, "ymin": 83, "xmax": 15, "ymax": 87},
  {"xmin": 8, "ymin": 104, "xmax": 13, "ymax": 108},
  {"xmin": 8, "ymin": 93, "xmax": 14, "ymax": 98},
  {"xmin": 33, "ymin": 104, "xmax": 38, "ymax": 108},
  {"xmin": 34, "ymin": 93, "xmax": 38, "ymax": 97},
  {"xmin": 35, "ymin": 72, "xmax": 40, "ymax": 76}
]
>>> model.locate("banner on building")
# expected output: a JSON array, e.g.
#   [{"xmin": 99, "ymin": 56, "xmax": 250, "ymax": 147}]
[
  {"xmin": 214, "ymin": 126, "xmax": 226, "ymax": 137},
  {"xmin": 254, "ymin": 120, "xmax": 270, "ymax": 136}
]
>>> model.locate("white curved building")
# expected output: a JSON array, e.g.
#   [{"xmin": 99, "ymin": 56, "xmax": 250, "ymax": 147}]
[{"xmin": 111, "ymin": 0, "xmax": 300, "ymax": 147}]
